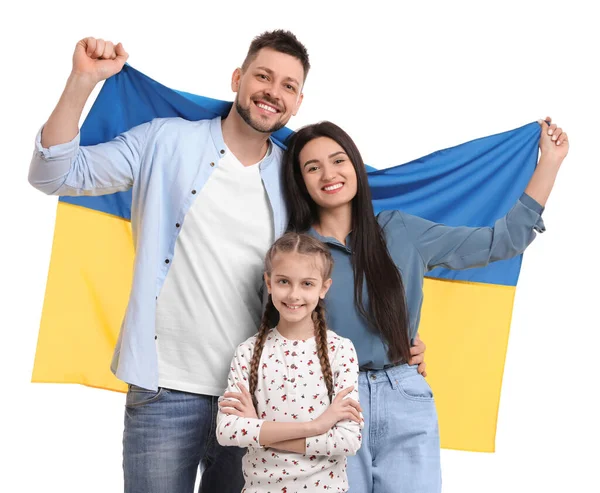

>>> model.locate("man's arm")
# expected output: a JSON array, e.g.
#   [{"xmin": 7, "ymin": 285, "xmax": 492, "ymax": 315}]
[
  {"xmin": 28, "ymin": 38, "xmax": 152, "ymax": 197},
  {"xmin": 409, "ymin": 333, "xmax": 427, "ymax": 377},
  {"xmin": 42, "ymin": 38, "xmax": 128, "ymax": 148}
]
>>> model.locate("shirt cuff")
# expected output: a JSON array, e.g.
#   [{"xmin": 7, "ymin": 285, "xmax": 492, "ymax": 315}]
[
  {"xmin": 519, "ymin": 193, "xmax": 545, "ymax": 215},
  {"xmin": 235, "ymin": 417, "xmax": 265, "ymax": 449},
  {"xmin": 518, "ymin": 192, "xmax": 546, "ymax": 233},
  {"xmin": 305, "ymin": 431, "xmax": 332, "ymax": 456},
  {"xmin": 35, "ymin": 125, "xmax": 80, "ymax": 160}
]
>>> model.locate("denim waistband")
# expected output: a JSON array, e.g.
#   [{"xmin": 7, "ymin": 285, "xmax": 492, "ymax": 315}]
[{"xmin": 359, "ymin": 364, "xmax": 420, "ymax": 389}]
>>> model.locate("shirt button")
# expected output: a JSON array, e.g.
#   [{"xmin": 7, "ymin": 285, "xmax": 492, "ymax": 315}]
[
  {"xmin": 164, "ymin": 259, "xmax": 170, "ymax": 264},
  {"xmin": 220, "ymin": 149, "xmax": 225, "ymax": 155},
  {"xmin": 191, "ymin": 190, "xmax": 196, "ymax": 194},
  {"xmin": 154, "ymin": 335, "xmax": 157, "ymax": 340},
  {"xmin": 370, "ymin": 374, "xmax": 377, "ymax": 381},
  {"xmin": 210, "ymin": 162, "xmax": 215, "ymax": 167},
  {"xmin": 175, "ymin": 223, "xmax": 180, "ymax": 228}
]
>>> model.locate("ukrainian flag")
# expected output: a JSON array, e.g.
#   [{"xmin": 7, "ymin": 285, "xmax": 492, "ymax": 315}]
[{"xmin": 31, "ymin": 65, "xmax": 541, "ymax": 452}]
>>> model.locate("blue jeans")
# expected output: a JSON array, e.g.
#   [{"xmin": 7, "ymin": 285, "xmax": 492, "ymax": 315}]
[
  {"xmin": 347, "ymin": 365, "xmax": 442, "ymax": 493},
  {"xmin": 123, "ymin": 386, "xmax": 245, "ymax": 493}
]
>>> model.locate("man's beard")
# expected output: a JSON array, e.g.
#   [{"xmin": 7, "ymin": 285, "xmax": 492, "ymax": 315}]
[{"xmin": 235, "ymin": 97, "xmax": 286, "ymax": 134}]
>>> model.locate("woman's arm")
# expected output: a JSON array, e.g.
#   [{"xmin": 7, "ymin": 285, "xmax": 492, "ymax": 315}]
[
  {"xmin": 400, "ymin": 118, "xmax": 568, "ymax": 272},
  {"xmin": 524, "ymin": 118, "xmax": 569, "ymax": 206}
]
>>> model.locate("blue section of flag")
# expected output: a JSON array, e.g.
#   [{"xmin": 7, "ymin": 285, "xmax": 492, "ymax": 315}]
[
  {"xmin": 368, "ymin": 122, "xmax": 540, "ymax": 285},
  {"xmin": 60, "ymin": 64, "xmax": 540, "ymax": 286}
]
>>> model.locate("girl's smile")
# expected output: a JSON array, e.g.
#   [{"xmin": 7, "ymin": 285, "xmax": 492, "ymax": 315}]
[{"xmin": 265, "ymin": 251, "xmax": 332, "ymax": 339}]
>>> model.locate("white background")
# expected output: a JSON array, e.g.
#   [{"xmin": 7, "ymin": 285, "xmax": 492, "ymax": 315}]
[{"xmin": 2, "ymin": 0, "xmax": 598, "ymax": 491}]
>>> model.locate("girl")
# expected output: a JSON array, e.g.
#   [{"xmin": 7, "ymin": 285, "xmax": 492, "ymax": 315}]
[
  {"xmin": 281, "ymin": 118, "xmax": 568, "ymax": 493},
  {"xmin": 217, "ymin": 232, "xmax": 363, "ymax": 493}
]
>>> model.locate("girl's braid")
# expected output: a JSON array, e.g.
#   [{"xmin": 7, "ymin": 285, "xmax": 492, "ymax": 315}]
[
  {"xmin": 248, "ymin": 296, "xmax": 276, "ymax": 406},
  {"xmin": 313, "ymin": 299, "xmax": 333, "ymax": 402}
]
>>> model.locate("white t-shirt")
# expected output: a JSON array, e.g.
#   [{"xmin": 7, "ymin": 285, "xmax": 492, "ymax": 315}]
[{"xmin": 155, "ymin": 145, "xmax": 274, "ymax": 396}]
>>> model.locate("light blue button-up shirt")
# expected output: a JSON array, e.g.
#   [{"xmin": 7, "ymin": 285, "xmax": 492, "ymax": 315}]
[
  {"xmin": 28, "ymin": 117, "xmax": 288, "ymax": 390},
  {"xmin": 309, "ymin": 194, "xmax": 545, "ymax": 369}
]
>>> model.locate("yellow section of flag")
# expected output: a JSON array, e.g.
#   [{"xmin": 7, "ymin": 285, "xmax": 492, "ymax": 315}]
[
  {"xmin": 32, "ymin": 202, "xmax": 515, "ymax": 451},
  {"xmin": 32, "ymin": 202, "xmax": 130, "ymax": 392},
  {"xmin": 419, "ymin": 277, "xmax": 515, "ymax": 452}
]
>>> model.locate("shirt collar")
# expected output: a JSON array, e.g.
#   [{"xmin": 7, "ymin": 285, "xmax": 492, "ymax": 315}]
[
  {"xmin": 210, "ymin": 116, "xmax": 278, "ymax": 171},
  {"xmin": 308, "ymin": 226, "xmax": 353, "ymax": 254}
]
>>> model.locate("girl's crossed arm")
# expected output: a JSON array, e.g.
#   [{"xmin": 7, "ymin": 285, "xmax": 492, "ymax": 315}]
[
  {"xmin": 303, "ymin": 339, "xmax": 364, "ymax": 457},
  {"xmin": 216, "ymin": 337, "xmax": 362, "ymax": 454},
  {"xmin": 216, "ymin": 339, "xmax": 264, "ymax": 449}
]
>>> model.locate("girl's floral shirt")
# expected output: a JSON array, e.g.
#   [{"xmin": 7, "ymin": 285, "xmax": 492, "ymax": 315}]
[{"xmin": 217, "ymin": 328, "xmax": 362, "ymax": 492}]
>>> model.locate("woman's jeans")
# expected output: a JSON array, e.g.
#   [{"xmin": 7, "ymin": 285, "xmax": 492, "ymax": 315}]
[{"xmin": 347, "ymin": 365, "xmax": 442, "ymax": 493}]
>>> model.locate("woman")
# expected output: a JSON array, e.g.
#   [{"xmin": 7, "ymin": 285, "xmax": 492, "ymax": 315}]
[{"xmin": 282, "ymin": 118, "xmax": 568, "ymax": 492}]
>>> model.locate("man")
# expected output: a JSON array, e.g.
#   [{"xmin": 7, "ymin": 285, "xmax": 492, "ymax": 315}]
[{"xmin": 28, "ymin": 31, "xmax": 426, "ymax": 492}]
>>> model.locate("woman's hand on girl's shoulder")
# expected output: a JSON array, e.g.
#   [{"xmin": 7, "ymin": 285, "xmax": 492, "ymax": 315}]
[
  {"xmin": 313, "ymin": 386, "xmax": 362, "ymax": 435},
  {"xmin": 219, "ymin": 383, "xmax": 258, "ymax": 419}
]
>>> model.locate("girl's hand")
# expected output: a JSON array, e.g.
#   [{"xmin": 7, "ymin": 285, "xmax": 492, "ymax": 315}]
[
  {"xmin": 538, "ymin": 116, "xmax": 569, "ymax": 163},
  {"xmin": 313, "ymin": 386, "xmax": 362, "ymax": 435},
  {"xmin": 219, "ymin": 383, "xmax": 258, "ymax": 419}
]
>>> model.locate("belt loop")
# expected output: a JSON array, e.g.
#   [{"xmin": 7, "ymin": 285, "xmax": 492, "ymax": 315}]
[
  {"xmin": 384, "ymin": 368, "xmax": 398, "ymax": 390},
  {"xmin": 360, "ymin": 369, "xmax": 371, "ymax": 388}
]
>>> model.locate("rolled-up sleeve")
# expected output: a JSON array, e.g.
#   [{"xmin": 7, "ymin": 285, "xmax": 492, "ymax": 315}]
[
  {"xmin": 28, "ymin": 121, "xmax": 149, "ymax": 196},
  {"xmin": 216, "ymin": 339, "xmax": 264, "ymax": 449},
  {"xmin": 305, "ymin": 339, "xmax": 363, "ymax": 457},
  {"xmin": 400, "ymin": 193, "xmax": 545, "ymax": 272}
]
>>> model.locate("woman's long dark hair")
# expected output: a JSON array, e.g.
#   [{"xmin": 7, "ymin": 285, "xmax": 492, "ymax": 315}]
[{"xmin": 283, "ymin": 121, "xmax": 411, "ymax": 364}]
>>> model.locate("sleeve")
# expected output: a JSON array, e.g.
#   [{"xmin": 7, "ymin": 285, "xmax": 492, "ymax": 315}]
[
  {"xmin": 27, "ymin": 121, "xmax": 150, "ymax": 196},
  {"xmin": 216, "ymin": 339, "xmax": 265, "ymax": 449},
  {"xmin": 305, "ymin": 339, "xmax": 363, "ymax": 457},
  {"xmin": 399, "ymin": 193, "xmax": 546, "ymax": 272}
]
